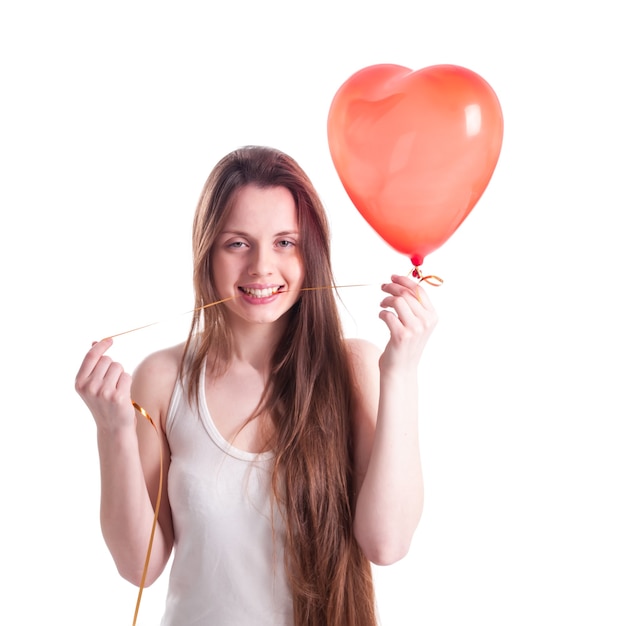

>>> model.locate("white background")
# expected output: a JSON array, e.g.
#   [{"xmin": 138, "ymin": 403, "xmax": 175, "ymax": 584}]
[{"xmin": 1, "ymin": 1, "xmax": 624, "ymax": 624}]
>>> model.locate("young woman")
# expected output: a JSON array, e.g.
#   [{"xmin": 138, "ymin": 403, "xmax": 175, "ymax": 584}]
[{"xmin": 75, "ymin": 145, "xmax": 438, "ymax": 625}]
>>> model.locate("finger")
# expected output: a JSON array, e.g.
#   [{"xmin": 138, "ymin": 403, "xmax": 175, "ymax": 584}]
[
  {"xmin": 381, "ymin": 275, "xmax": 421, "ymax": 300},
  {"xmin": 391, "ymin": 274, "xmax": 418, "ymax": 289},
  {"xmin": 91, "ymin": 336, "xmax": 114, "ymax": 355},
  {"xmin": 414, "ymin": 283, "xmax": 435, "ymax": 311},
  {"xmin": 386, "ymin": 275, "xmax": 435, "ymax": 312},
  {"xmin": 75, "ymin": 337, "xmax": 114, "ymax": 383},
  {"xmin": 392, "ymin": 274, "xmax": 436, "ymax": 307},
  {"xmin": 117, "ymin": 370, "xmax": 133, "ymax": 396},
  {"xmin": 379, "ymin": 308, "xmax": 404, "ymax": 334},
  {"xmin": 381, "ymin": 279, "xmax": 424, "ymax": 312},
  {"xmin": 105, "ymin": 362, "xmax": 132, "ymax": 399},
  {"xmin": 381, "ymin": 294, "xmax": 425, "ymax": 327}
]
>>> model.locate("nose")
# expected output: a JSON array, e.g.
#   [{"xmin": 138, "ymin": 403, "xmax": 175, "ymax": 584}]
[{"xmin": 248, "ymin": 245, "xmax": 273, "ymax": 277}]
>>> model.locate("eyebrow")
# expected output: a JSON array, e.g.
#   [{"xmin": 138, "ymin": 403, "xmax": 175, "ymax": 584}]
[{"xmin": 220, "ymin": 230, "xmax": 300, "ymax": 238}]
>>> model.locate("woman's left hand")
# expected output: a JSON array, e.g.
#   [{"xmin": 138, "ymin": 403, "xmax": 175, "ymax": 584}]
[{"xmin": 379, "ymin": 274, "xmax": 438, "ymax": 373}]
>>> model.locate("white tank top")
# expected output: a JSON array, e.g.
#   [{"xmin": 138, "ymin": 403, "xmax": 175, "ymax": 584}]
[{"xmin": 160, "ymin": 361, "xmax": 293, "ymax": 625}]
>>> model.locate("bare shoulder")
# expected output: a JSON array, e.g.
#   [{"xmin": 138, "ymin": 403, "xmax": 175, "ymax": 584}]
[
  {"xmin": 344, "ymin": 337, "xmax": 381, "ymax": 377},
  {"xmin": 132, "ymin": 342, "xmax": 186, "ymax": 430},
  {"xmin": 134, "ymin": 342, "xmax": 185, "ymax": 381}
]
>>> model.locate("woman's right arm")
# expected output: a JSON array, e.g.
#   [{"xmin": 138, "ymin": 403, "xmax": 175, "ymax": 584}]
[{"xmin": 75, "ymin": 338, "xmax": 176, "ymax": 587}]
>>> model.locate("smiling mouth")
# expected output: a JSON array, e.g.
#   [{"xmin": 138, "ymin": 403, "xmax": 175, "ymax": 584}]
[{"xmin": 238, "ymin": 286, "xmax": 284, "ymax": 298}]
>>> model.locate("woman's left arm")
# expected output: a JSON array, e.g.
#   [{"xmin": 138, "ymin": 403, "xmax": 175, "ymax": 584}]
[{"xmin": 350, "ymin": 274, "xmax": 438, "ymax": 565}]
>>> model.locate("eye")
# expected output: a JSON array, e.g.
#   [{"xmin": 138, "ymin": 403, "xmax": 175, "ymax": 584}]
[
  {"xmin": 227, "ymin": 240, "xmax": 247, "ymax": 249},
  {"xmin": 276, "ymin": 239, "xmax": 296, "ymax": 248}
]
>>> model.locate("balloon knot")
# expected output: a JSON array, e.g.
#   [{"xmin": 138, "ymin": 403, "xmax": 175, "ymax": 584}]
[{"xmin": 411, "ymin": 265, "xmax": 444, "ymax": 286}]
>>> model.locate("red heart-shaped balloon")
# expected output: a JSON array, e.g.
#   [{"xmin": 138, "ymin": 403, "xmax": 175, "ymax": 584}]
[{"xmin": 327, "ymin": 64, "xmax": 504, "ymax": 266}]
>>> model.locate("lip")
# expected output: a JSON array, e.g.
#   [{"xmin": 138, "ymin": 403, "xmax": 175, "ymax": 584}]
[
  {"xmin": 239, "ymin": 283, "xmax": 283, "ymax": 291},
  {"xmin": 238, "ymin": 284, "xmax": 285, "ymax": 303}
]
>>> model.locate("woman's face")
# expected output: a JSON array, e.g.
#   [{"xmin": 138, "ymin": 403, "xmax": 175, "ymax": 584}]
[{"xmin": 211, "ymin": 184, "xmax": 304, "ymax": 329}]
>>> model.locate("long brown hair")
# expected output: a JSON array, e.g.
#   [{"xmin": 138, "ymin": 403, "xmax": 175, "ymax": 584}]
[{"xmin": 181, "ymin": 146, "xmax": 377, "ymax": 625}]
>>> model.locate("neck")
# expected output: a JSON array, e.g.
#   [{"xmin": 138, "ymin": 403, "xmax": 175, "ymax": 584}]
[{"xmin": 227, "ymin": 318, "xmax": 286, "ymax": 371}]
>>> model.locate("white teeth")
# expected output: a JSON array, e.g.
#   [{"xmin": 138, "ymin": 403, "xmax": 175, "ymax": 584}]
[{"xmin": 241, "ymin": 287, "xmax": 280, "ymax": 298}]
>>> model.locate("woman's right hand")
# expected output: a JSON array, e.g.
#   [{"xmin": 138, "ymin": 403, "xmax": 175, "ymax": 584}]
[{"xmin": 75, "ymin": 337, "xmax": 136, "ymax": 433}]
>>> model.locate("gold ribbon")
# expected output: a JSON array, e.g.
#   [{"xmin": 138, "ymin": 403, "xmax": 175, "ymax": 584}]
[
  {"xmin": 411, "ymin": 265, "xmax": 444, "ymax": 286},
  {"xmin": 130, "ymin": 402, "xmax": 163, "ymax": 626}
]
